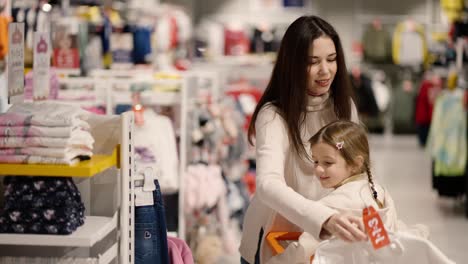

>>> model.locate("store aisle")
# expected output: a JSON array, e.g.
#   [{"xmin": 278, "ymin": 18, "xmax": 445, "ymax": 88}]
[{"xmin": 370, "ymin": 134, "xmax": 467, "ymax": 263}]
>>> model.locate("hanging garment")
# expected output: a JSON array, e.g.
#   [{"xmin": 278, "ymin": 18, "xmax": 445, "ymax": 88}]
[
  {"xmin": 0, "ymin": 176, "xmax": 85, "ymax": 235},
  {"xmin": 440, "ymin": 0, "xmax": 464, "ymax": 22},
  {"xmin": 392, "ymin": 80, "xmax": 417, "ymax": 134},
  {"xmin": 415, "ymin": 80, "xmax": 442, "ymax": 125},
  {"xmin": 250, "ymin": 27, "xmax": 275, "ymax": 53},
  {"xmin": 350, "ymin": 73, "xmax": 383, "ymax": 133},
  {"xmin": 415, "ymin": 79, "xmax": 442, "ymax": 146},
  {"xmin": 427, "ymin": 89, "xmax": 467, "ymax": 176},
  {"xmin": 134, "ymin": 179, "xmax": 169, "ymax": 264},
  {"xmin": 362, "ymin": 25, "xmax": 392, "ymax": 64},
  {"xmin": 312, "ymin": 232, "xmax": 454, "ymax": 264},
  {"xmin": 351, "ymin": 73, "xmax": 380, "ymax": 117},
  {"xmin": 392, "ymin": 21, "xmax": 428, "ymax": 68},
  {"xmin": 224, "ymin": 26, "xmax": 250, "ymax": 56},
  {"xmin": 132, "ymin": 26, "xmax": 153, "ymax": 64},
  {"xmin": 371, "ymin": 78, "xmax": 391, "ymax": 113},
  {"xmin": 134, "ymin": 109, "xmax": 179, "ymax": 194}
]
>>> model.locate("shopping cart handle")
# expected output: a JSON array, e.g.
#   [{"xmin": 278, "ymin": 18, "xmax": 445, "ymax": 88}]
[
  {"xmin": 266, "ymin": 231, "xmax": 303, "ymax": 255},
  {"xmin": 266, "ymin": 231, "xmax": 315, "ymax": 263}
]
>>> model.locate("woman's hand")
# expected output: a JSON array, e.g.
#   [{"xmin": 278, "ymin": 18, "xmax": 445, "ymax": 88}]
[{"xmin": 322, "ymin": 213, "xmax": 367, "ymax": 242}]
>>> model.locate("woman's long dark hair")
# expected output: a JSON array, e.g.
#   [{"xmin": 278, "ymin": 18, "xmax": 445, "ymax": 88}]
[{"xmin": 247, "ymin": 16, "xmax": 354, "ymax": 159}]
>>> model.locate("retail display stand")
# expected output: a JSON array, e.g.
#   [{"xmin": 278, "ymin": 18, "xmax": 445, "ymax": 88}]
[
  {"xmin": 56, "ymin": 70, "xmax": 220, "ymax": 240},
  {"xmin": 0, "ymin": 112, "xmax": 136, "ymax": 264}
]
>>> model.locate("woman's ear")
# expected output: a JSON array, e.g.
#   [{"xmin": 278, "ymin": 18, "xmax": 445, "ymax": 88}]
[{"xmin": 353, "ymin": 155, "xmax": 365, "ymax": 173}]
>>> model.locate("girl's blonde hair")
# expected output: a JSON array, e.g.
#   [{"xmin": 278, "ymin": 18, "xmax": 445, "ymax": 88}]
[{"xmin": 309, "ymin": 120, "xmax": 379, "ymax": 200}]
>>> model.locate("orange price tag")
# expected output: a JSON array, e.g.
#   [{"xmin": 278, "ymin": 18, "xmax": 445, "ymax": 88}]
[
  {"xmin": 133, "ymin": 104, "xmax": 145, "ymax": 126},
  {"xmin": 363, "ymin": 206, "xmax": 390, "ymax": 250}
]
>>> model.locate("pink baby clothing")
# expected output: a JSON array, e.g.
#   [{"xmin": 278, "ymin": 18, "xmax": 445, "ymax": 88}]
[
  {"xmin": 167, "ymin": 236, "xmax": 194, "ymax": 264},
  {"xmin": 0, "ymin": 155, "xmax": 80, "ymax": 165},
  {"xmin": 5, "ymin": 102, "xmax": 90, "ymax": 128},
  {"xmin": 0, "ymin": 112, "xmax": 90, "ymax": 129},
  {"xmin": 0, "ymin": 130, "xmax": 94, "ymax": 149},
  {"xmin": 0, "ymin": 125, "xmax": 88, "ymax": 138},
  {"xmin": 0, "ymin": 147, "xmax": 92, "ymax": 160}
]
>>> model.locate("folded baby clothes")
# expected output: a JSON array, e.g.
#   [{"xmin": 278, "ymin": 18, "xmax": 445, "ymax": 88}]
[
  {"xmin": 7, "ymin": 101, "xmax": 89, "ymax": 119},
  {"xmin": 0, "ymin": 147, "xmax": 92, "ymax": 160},
  {"xmin": 0, "ymin": 155, "xmax": 82, "ymax": 165},
  {"xmin": 0, "ymin": 125, "xmax": 89, "ymax": 138},
  {"xmin": 0, "ymin": 112, "xmax": 90, "ymax": 129},
  {"xmin": 4, "ymin": 101, "xmax": 90, "ymax": 128},
  {"xmin": 0, "ymin": 130, "xmax": 94, "ymax": 149},
  {"xmin": 0, "ymin": 176, "xmax": 86, "ymax": 235}
]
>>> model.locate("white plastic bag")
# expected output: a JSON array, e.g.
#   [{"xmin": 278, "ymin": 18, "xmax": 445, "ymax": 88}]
[{"xmin": 312, "ymin": 232, "xmax": 455, "ymax": 264}]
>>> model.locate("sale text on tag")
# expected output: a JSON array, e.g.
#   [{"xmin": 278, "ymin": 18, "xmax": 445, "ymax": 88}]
[{"xmin": 363, "ymin": 206, "xmax": 390, "ymax": 250}]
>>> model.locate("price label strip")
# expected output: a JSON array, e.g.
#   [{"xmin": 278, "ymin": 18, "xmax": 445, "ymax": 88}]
[
  {"xmin": 7, "ymin": 23, "xmax": 25, "ymax": 99},
  {"xmin": 33, "ymin": 32, "xmax": 51, "ymax": 100}
]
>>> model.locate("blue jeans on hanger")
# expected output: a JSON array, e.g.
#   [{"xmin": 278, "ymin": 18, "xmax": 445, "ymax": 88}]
[{"xmin": 135, "ymin": 180, "xmax": 169, "ymax": 264}]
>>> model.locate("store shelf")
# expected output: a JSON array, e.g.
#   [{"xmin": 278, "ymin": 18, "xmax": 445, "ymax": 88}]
[
  {"xmin": 0, "ymin": 214, "xmax": 118, "ymax": 247},
  {"xmin": 0, "ymin": 147, "xmax": 119, "ymax": 177},
  {"xmin": 99, "ymin": 242, "xmax": 118, "ymax": 264},
  {"xmin": 113, "ymin": 90, "xmax": 180, "ymax": 106}
]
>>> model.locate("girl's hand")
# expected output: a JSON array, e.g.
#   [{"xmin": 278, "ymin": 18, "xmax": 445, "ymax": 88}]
[{"xmin": 323, "ymin": 213, "xmax": 367, "ymax": 242}]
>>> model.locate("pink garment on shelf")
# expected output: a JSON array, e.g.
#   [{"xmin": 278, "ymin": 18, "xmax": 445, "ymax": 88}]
[
  {"xmin": 5, "ymin": 102, "xmax": 90, "ymax": 128},
  {"xmin": 0, "ymin": 146, "xmax": 92, "ymax": 159},
  {"xmin": 0, "ymin": 125, "xmax": 88, "ymax": 138},
  {"xmin": 0, "ymin": 130, "xmax": 94, "ymax": 149},
  {"xmin": 184, "ymin": 164, "xmax": 226, "ymax": 214},
  {"xmin": 0, "ymin": 113, "xmax": 90, "ymax": 129},
  {"xmin": 183, "ymin": 164, "xmax": 236, "ymax": 254},
  {"xmin": 24, "ymin": 68, "xmax": 59, "ymax": 100},
  {"xmin": 82, "ymin": 106, "xmax": 106, "ymax": 115},
  {"xmin": 167, "ymin": 236, "xmax": 194, "ymax": 264},
  {"xmin": 0, "ymin": 155, "xmax": 80, "ymax": 165}
]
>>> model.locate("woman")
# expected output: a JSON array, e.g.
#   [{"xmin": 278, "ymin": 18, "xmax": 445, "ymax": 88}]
[{"xmin": 240, "ymin": 16, "xmax": 367, "ymax": 264}]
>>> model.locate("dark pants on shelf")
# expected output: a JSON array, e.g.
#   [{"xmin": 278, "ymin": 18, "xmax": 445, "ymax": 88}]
[{"xmin": 135, "ymin": 180, "xmax": 169, "ymax": 264}]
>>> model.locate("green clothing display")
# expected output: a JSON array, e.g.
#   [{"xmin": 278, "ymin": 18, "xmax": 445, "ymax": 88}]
[
  {"xmin": 392, "ymin": 80, "xmax": 417, "ymax": 134},
  {"xmin": 362, "ymin": 25, "xmax": 392, "ymax": 64}
]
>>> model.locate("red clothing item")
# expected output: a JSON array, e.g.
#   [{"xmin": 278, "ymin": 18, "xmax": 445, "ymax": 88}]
[
  {"xmin": 415, "ymin": 80, "xmax": 441, "ymax": 124},
  {"xmin": 226, "ymin": 83, "xmax": 263, "ymax": 130}
]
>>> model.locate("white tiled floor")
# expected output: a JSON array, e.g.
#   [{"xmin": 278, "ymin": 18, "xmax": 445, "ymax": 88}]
[{"xmin": 369, "ymin": 134, "xmax": 467, "ymax": 263}]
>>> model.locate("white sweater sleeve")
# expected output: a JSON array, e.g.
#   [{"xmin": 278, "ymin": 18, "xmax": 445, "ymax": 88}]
[{"xmin": 255, "ymin": 106, "xmax": 337, "ymax": 239}]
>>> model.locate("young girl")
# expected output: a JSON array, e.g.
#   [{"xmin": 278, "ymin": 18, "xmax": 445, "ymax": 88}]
[{"xmin": 266, "ymin": 120, "xmax": 428, "ymax": 264}]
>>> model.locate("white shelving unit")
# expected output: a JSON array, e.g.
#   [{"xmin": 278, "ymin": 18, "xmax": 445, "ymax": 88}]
[
  {"xmin": 55, "ymin": 69, "xmax": 220, "ymax": 242},
  {"xmin": 0, "ymin": 214, "xmax": 117, "ymax": 247},
  {"xmin": 0, "ymin": 112, "xmax": 136, "ymax": 264}
]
